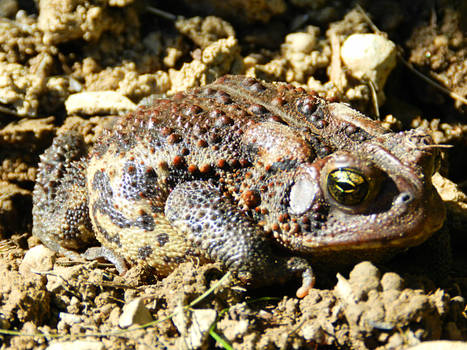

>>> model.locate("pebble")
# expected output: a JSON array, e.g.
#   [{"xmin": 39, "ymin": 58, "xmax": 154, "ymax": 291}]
[
  {"xmin": 58, "ymin": 312, "xmax": 84, "ymax": 326},
  {"xmin": 347, "ymin": 260, "xmax": 381, "ymax": 301},
  {"xmin": 381, "ymin": 272, "xmax": 404, "ymax": 291},
  {"xmin": 19, "ymin": 244, "xmax": 56, "ymax": 278},
  {"xmin": 341, "ymin": 33, "xmax": 396, "ymax": 91},
  {"xmin": 283, "ymin": 32, "xmax": 317, "ymax": 54},
  {"xmin": 173, "ymin": 308, "xmax": 217, "ymax": 349},
  {"xmin": 65, "ymin": 91, "xmax": 136, "ymax": 116},
  {"xmin": 118, "ymin": 297, "xmax": 153, "ymax": 328}
]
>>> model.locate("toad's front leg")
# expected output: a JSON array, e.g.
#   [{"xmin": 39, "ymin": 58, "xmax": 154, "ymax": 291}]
[{"xmin": 165, "ymin": 180, "xmax": 315, "ymax": 298}]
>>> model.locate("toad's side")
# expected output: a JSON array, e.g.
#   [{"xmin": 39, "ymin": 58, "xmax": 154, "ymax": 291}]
[{"xmin": 32, "ymin": 75, "xmax": 446, "ymax": 297}]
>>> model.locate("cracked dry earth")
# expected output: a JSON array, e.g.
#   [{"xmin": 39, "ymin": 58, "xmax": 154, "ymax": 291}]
[{"xmin": 1, "ymin": 0, "xmax": 467, "ymax": 349}]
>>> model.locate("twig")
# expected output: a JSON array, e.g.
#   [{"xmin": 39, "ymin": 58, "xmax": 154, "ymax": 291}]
[{"xmin": 145, "ymin": 6, "xmax": 178, "ymax": 21}]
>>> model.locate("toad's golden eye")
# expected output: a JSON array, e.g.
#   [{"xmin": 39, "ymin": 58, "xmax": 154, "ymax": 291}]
[{"xmin": 327, "ymin": 168, "xmax": 369, "ymax": 206}]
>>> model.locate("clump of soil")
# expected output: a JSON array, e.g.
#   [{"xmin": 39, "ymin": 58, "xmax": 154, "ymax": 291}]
[{"xmin": 1, "ymin": 0, "xmax": 466, "ymax": 349}]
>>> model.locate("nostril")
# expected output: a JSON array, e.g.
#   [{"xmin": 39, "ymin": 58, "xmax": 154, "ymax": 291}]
[{"xmin": 395, "ymin": 192, "xmax": 414, "ymax": 205}]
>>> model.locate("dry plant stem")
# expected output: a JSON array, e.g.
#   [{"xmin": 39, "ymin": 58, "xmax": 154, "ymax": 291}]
[
  {"xmin": 145, "ymin": 6, "xmax": 178, "ymax": 21},
  {"xmin": 329, "ymin": 29, "xmax": 346, "ymax": 92},
  {"xmin": 398, "ymin": 55, "xmax": 467, "ymax": 106}
]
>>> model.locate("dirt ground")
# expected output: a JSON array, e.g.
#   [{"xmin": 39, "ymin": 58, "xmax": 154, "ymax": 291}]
[{"xmin": 1, "ymin": 0, "xmax": 467, "ymax": 349}]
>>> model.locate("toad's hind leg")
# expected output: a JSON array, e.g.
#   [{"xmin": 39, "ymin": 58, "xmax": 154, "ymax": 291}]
[
  {"xmin": 165, "ymin": 180, "xmax": 315, "ymax": 298},
  {"xmin": 32, "ymin": 132, "xmax": 95, "ymax": 259}
]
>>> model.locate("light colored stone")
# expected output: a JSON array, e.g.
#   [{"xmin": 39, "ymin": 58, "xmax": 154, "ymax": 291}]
[
  {"xmin": 341, "ymin": 33, "xmax": 396, "ymax": 91},
  {"xmin": 118, "ymin": 297, "xmax": 153, "ymax": 328},
  {"xmin": 19, "ymin": 245, "xmax": 56, "ymax": 278},
  {"xmin": 283, "ymin": 32, "xmax": 317, "ymax": 54},
  {"xmin": 65, "ymin": 91, "xmax": 136, "ymax": 116},
  {"xmin": 173, "ymin": 308, "xmax": 217, "ymax": 349},
  {"xmin": 45, "ymin": 265, "xmax": 82, "ymax": 293},
  {"xmin": 59, "ymin": 312, "xmax": 84, "ymax": 326}
]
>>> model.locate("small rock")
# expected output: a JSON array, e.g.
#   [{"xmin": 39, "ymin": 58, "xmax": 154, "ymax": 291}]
[
  {"xmin": 46, "ymin": 341, "xmax": 104, "ymax": 350},
  {"xmin": 348, "ymin": 261, "xmax": 381, "ymax": 300},
  {"xmin": 432, "ymin": 173, "xmax": 467, "ymax": 218},
  {"xmin": 59, "ymin": 312, "xmax": 83, "ymax": 326},
  {"xmin": 302, "ymin": 323, "xmax": 325, "ymax": 343},
  {"xmin": 65, "ymin": 91, "xmax": 136, "ymax": 116},
  {"xmin": 283, "ymin": 32, "xmax": 317, "ymax": 54},
  {"xmin": 118, "ymin": 297, "xmax": 153, "ymax": 328},
  {"xmin": 341, "ymin": 33, "xmax": 396, "ymax": 91},
  {"xmin": 381, "ymin": 272, "xmax": 404, "ymax": 291},
  {"xmin": 19, "ymin": 245, "xmax": 56, "ymax": 278},
  {"xmin": 220, "ymin": 319, "xmax": 249, "ymax": 341},
  {"xmin": 173, "ymin": 308, "xmax": 217, "ymax": 349},
  {"xmin": 45, "ymin": 265, "xmax": 82, "ymax": 293}
]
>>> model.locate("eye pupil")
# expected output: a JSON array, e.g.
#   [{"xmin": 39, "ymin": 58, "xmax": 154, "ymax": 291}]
[
  {"xmin": 327, "ymin": 168, "xmax": 369, "ymax": 205},
  {"xmin": 336, "ymin": 182, "xmax": 356, "ymax": 191}
]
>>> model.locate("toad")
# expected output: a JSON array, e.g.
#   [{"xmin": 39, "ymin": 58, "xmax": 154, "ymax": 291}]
[{"xmin": 32, "ymin": 75, "xmax": 445, "ymax": 297}]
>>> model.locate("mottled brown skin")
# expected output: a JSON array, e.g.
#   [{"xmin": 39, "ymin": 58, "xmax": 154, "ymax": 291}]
[{"xmin": 32, "ymin": 75, "xmax": 446, "ymax": 297}]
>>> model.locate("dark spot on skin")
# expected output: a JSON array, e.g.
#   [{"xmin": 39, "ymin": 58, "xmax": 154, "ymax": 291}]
[
  {"xmin": 157, "ymin": 233, "xmax": 169, "ymax": 247},
  {"xmin": 94, "ymin": 220, "xmax": 121, "ymax": 247},
  {"xmin": 121, "ymin": 161, "xmax": 159, "ymax": 202},
  {"xmin": 92, "ymin": 170, "xmax": 113, "ymax": 196},
  {"xmin": 62, "ymin": 204, "xmax": 93, "ymax": 242},
  {"xmin": 173, "ymin": 256, "xmax": 185, "ymax": 263},
  {"xmin": 307, "ymin": 107, "xmax": 327, "ymax": 129},
  {"xmin": 136, "ymin": 211, "xmax": 155, "ymax": 231},
  {"xmin": 138, "ymin": 245, "xmax": 153, "ymax": 259},
  {"xmin": 93, "ymin": 197, "xmax": 132, "ymax": 230},
  {"xmin": 92, "ymin": 168, "xmax": 159, "ymax": 231},
  {"xmin": 346, "ymin": 127, "xmax": 371, "ymax": 142},
  {"xmin": 159, "ymin": 161, "xmax": 168, "ymax": 170},
  {"xmin": 267, "ymin": 159, "xmax": 299, "ymax": 173}
]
